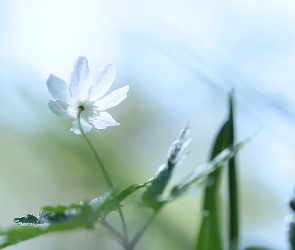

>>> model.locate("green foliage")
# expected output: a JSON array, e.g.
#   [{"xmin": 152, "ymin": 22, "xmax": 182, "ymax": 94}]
[
  {"xmin": 290, "ymin": 196, "xmax": 295, "ymax": 213},
  {"xmin": 289, "ymin": 221, "xmax": 295, "ymax": 250},
  {"xmin": 0, "ymin": 91, "xmax": 252, "ymax": 249},
  {"xmin": 170, "ymin": 142, "xmax": 244, "ymax": 200},
  {"xmin": 1, "ymin": 194, "xmax": 112, "ymax": 248},
  {"xmin": 141, "ymin": 120, "xmax": 245, "ymax": 215},
  {"xmin": 0, "ymin": 181, "xmax": 152, "ymax": 249},
  {"xmin": 117, "ymin": 181, "xmax": 152, "ymax": 202},
  {"xmin": 0, "ymin": 222, "xmax": 85, "ymax": 249},
  {"xmin": 2, "ymin": 206, "xmax": 90, "ymax": 248},
  {"xmin": 196, "ymin": 92, "xmax": 235, "ymax": 250},
  {"xmin": 288, "ymin": 189, "xmax": 295, "ymax": 250},
  {"xmin": 227, "ymin": 91, "xmax": 239, "ymax": 250},
  {"xmin": 141, "ymin": 123, "xmax": 191, "ymax": 211}
]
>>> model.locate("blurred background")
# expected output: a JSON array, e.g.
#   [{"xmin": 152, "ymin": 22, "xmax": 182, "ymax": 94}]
[{"xmin": 0, "ymin": 0, "xmax": 295, "ymax": 249}]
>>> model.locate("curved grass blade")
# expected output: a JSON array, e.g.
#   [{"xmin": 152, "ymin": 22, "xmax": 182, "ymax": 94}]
[
  {"xmin": 227, "ymin": 91, "xmax": 239, "ymax": 250},
  {"xmin": 195, "ymin": 92, "xmax": 234, "ymax": 250}
]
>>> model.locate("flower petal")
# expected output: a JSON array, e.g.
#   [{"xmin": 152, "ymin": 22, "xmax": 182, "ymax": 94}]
[
  {"xmin": 91, "ymin": 112, "xmax": 119, "ymax": 129},
  {"xmin": 81, "ymin": 109, "xmax": 97, "ymax": 122},
  {"xmin": 90, "ymin": 64, "xmax": 116, "ymax": 101},
  {"xmin": 95, "ymin": 85, "xmax": 129, "ymax": 110},
  {"xmin": 48, "ymin": 100, "xmax": 76, "ymax": 118},
  {"xmin": 46, "ymin": 74, "xmax": 72, "ymax": 102},
  {"xmin": 70, "ymin": 119, "xmax": 92, "ymax": 134},
  {"xmin": 70, "ymin": 56, "xmax": 91, "ymax": 101}
]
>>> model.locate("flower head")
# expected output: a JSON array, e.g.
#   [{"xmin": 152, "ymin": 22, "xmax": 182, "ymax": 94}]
[{"xmin": 46, "ymin": 56, "xmax": 129, "ymax": 134}]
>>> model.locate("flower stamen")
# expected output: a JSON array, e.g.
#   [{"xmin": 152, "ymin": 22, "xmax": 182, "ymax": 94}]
[{"xmin": 78, "ymin": 106, "xmax": 85, "ymax": 112}]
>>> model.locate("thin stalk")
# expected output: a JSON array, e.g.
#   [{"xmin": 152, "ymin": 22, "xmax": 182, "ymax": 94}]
[
  {"xmin": 100, "ymin": 217, "xmax": 128, "ymax": 246},
  {"xmin": 128, "ymin": 211, "xmax": 158, "ymax": 250},
  {"xmin": 228, "ymin": 156, "xmax": 239, "ymax": 250},
  {"xmin": 77, "ymin": 107, "xmax": 129, "ymax": 242}
]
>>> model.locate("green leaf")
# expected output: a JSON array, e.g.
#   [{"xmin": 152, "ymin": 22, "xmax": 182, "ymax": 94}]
[
  {"xmin": 195, "ymin": 92, "xmax": 234, "ymax": 250},
  {"xmin": 0, "ymin": 222, "xmax": 85, "ymax": 249},
  {"xmin": 4, "ymin": 193, "xmax": 116, "ymax": 248},
  {"xmin": 227, "ymin": 91, "xmax": 239, "ymax": 250},
  {"xmin": 169, "ymin": 142, "xmax": 244, "ymax": 200},
  {"xmin": 289, "ymin": 188, "xmax": 295, "ymax": 213},
  {"xmin": 3, "ymin": 204, "xmax": 91, "ymax": 249},
  {"xmin": 290, "ymin": 198, "xmax": 295, "ymax": 213},
  {"xmin": 289, "ymin": 220, "xmax": 295, "ymax": 250},
  {"xmin": 14, "ymin": 204, "xmax": 87, "ymax": 227},
  {"xmin": 117, "ymin": 180, "xmax": 152, "ymax": 202},
  {"xmin": 288, "ymin": 190, "xmax": 295, "ymax": 250},
  {"xmin": 141, "ymin": 123, "xmax": 191, "ymax": 211},
  {"xmin": 93, "ymin": 182, "xmax": 153, "ymax": 218}
]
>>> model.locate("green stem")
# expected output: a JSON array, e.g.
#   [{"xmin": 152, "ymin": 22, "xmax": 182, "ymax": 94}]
[
  {"xmin": 128, "ymin": 211, "xmax": 158, "ymax": 250},
  {"xmin": 228, "ymin": 156, "xmax": 239, "ymax": 250},
  {"xmin": 77, "ymin": 107, "xmax": 129, "ymax": 242},
  {"xmin": 100, "ymin": 217, "xmax": 128, "ymax": 246}
]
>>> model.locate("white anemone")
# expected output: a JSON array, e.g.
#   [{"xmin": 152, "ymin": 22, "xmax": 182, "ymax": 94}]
[{"xmin": 46, "ymin": 56, "xmax": 129, "ymax": 134}]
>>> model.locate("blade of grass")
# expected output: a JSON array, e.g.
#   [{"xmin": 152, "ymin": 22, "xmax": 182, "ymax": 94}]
[
  {"xmin": 195, "ymin": 92, "xmax": 233, "ymax": 250},
  {"xmin": 228, "ymin": 91, "xmax": 239, "ymax": 250}
]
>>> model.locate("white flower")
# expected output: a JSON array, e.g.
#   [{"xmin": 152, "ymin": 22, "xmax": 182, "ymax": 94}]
[{"xmin": 46, "ymin": 56, "xmax": 129, "ymax": 134}]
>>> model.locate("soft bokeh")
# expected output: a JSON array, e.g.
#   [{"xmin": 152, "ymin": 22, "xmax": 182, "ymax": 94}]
[{"xmin": 1, "ymin": 0, "xmax": 295, "ymax": 249}]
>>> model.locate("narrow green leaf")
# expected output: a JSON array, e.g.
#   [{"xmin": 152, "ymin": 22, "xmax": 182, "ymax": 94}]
[
  {"xmin": 142, "ymin": 123, "xmax": 191, "ymax": 211},
  {"xmin": 170, "ymin": 142, "xmax": 244, "ymax": 200},
  {"xmin": 288, "ymin": 220, "xmax": 295, "ymax": 250},
  {"xmin": 7, "ymin": 193, "xmax": 116, "ymax": 248},
  {"xmin": 288, "ymin": 189, "xmax": 295, "ymax": 250},
  {"xmin": 227, "ymin": 91, "xmax": 239, "ymax": 250},
  {"xmin": 0, "ymin": 222, "xmax": 85, "ymax": 249},
  {"xmin": 4, "ymin": 206, "xmax": 90, "ymax": 249},
  {"xmin": 195, "ymin": 92, "xmax": 234, "ymax": 250},
  {"xmin": 141, "ymin": 164, "xmax": 171, "ymax": 211},
  {"xmin": 117, "ymin": 181, "xmax": 152, "ymax": 202},
  {"xmin": 14, "ymin": 203, "xmax": 90, "ymax": 227},
  {"xmin": 290, "ymin": 197, "xmax": 295, "ymax": 213}
]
